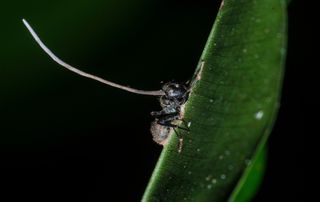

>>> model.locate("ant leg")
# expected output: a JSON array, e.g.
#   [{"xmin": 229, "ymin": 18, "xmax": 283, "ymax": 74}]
[
  {"xmin": 157, "ymin": 119, "xmax": 188, "ymax": 131},
  {"xmin": 173, "ymin": 128, "xmax": 183, "ymax": 153},
  {"xmin": 169, "ymin": 118, "xmax": 190, "ymax": 131},
  {"xmin": 171, "ymin": 120, "xmax": 190, "ymax": 131},
  {"xmin": 180, "ymin": 119, "xmax": 191, "ymax": 131},
  {"xmin": 155, "ymin": 114, "xmax": 189, "ymax": 130},
  {"xmin": 151, "ymin": 110, "xmax": 176, "ymax": 117},
  {"xmin": 176, "ymin": 125, "xmax": 189, "ymax": 131},
  {"xmin": 150, "ymin": 110, "xmax": 164, "ymax": 117}
]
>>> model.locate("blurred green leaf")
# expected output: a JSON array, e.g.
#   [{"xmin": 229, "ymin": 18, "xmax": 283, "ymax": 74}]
[
  {"xmin": 142, "ymin": 0, "xmax": 287, "ymax": 201},
  {"xmin": 228, "ymin": 146, "xmax": 267, "ymax": 202}
]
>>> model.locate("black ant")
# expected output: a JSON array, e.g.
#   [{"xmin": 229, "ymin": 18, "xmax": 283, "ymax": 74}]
[
  {"xmin": 22, "ymin": 19, "xmax": 202, "ymax": 153},
  {"xmin": 150, "ymin": 82, "xmax": 191, "ymax": 152}
]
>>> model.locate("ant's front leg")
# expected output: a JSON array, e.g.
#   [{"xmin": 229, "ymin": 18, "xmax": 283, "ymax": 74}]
[{"xmin": 150, "ymin": 110, "xmax": 167, "ymax": 117}]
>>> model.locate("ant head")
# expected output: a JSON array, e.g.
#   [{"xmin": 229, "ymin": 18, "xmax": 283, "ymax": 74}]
[{"xmin": 162, "ymin": 82, "xmax": 188, "ymax": 99}]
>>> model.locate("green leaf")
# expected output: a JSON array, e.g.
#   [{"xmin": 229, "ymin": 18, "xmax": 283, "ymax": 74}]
[
  {"xmin": 228, "ymin": 146, "xmax": 267, "ymax": 202},
  {"xmin": 142, "ymin": 0, "xmax": 287, "ymax": 201}
]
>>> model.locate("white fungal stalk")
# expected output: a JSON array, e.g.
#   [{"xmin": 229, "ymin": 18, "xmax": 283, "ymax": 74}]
[{"xmin": 22, "ymin": 19, "xmax": 164, "ymax": 96}]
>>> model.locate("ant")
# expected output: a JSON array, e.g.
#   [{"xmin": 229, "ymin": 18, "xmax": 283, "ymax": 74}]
[
  {"xmin": 22, "ymin": 19, "xmax": 202, "ymax": 153},
  {"xmin": 150, "ymin": 82, "xmax": 191, "ymax": 152}
]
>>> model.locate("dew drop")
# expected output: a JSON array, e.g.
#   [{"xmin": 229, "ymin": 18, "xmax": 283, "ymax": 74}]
[
  {"xmin": 211, "ymin": 178, "xmax": 217, "ymax": 184},
  {"xmin": 187, "ymin": 121, "xmax": 192, "ymax": 127},
  {"xmin": 255, "ymin": 111, "xmax": 264, "ymax": 120},
  {"xmin": 207, "ymin": 184, "xmax": 212, "ymax": 189},
  {"xmin": 197, "ymin": 148, "xmax": 201, "ymax": 152},
  {"xmin": 220, "ymin": 174, "xmax": 226, "ymax": 180},
  {"xmin": 209, "ymin": 99, "xmax": 213, "ymax": 103},
  {"xmin": 206, "ymin": 175, "xmax": 212, "ymax": 181},
  {"xmin": 228, "ymin": 165, "xmax": 234, "ymax": 170}
]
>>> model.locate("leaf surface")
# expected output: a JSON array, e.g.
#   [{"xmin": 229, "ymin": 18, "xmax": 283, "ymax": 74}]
[{"xmin": 143, "ymin": 0, "xmax": 287, "ymax": 201}]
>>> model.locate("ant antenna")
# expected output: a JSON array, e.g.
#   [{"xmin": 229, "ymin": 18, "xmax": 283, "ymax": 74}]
[{"xmin": 22, "ymin": 19, "xmax": 164, "ymax": 96}]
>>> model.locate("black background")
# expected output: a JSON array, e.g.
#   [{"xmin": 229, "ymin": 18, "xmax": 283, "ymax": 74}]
[{"xmin": 0, "ymin": 0, "xmax": 305, "ymax": 201}]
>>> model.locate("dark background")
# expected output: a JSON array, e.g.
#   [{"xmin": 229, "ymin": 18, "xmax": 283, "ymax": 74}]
[{"xmin": 0, "ymin": 0, "xmax": 304, "ymax": 201}]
